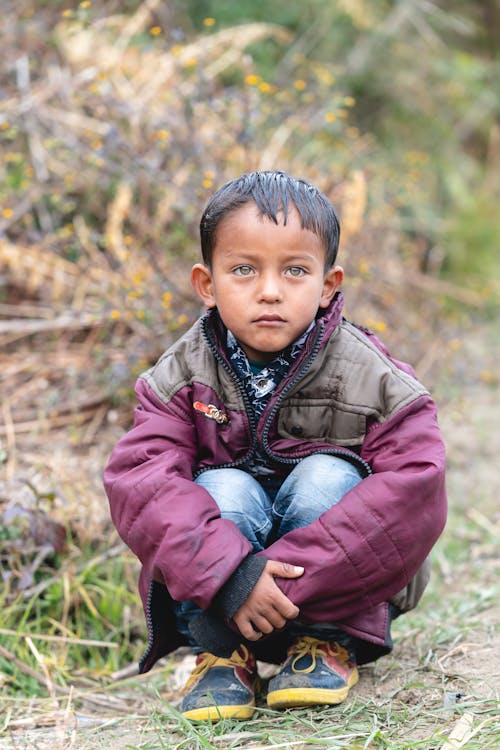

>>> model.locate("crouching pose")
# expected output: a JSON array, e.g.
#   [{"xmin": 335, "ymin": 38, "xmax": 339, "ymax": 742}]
[{"xmin": 104, "ymin": 170, "xmax": 447, "ymax": 721}]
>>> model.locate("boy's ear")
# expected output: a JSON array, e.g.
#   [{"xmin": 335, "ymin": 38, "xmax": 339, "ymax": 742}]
[
  {"xmin": 191, "ymin": 263, "xmax": 216, "ymax": 308},
  {"xmin": 319, "ymin": 265, "xmax": 344, "ymax": 308}
]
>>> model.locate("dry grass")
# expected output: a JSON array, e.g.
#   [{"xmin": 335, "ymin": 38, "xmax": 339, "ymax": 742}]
[
  {"xmin": 1, "ymin": 3, "xmax": 499, "ymax": 748},
  {"xmin": 2, "ymin": 2, "xmax": 495, "ymax": 463}
]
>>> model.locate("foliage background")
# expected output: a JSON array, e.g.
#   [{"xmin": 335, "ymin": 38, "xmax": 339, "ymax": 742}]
[{"xmin": 0, "ymin": 0, "xmax": 499, "ymax": 745}]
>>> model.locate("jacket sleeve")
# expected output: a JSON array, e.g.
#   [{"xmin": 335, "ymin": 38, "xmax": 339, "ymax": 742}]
[
  {"xmin": 261, "ymin": 394, "xmax": 447, "ymax": 622},
  {"xmin": 103, "ymin": 378, "xmax": 253, "ymax": 608}
]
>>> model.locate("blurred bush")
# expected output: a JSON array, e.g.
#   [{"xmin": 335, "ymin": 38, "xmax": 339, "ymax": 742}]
[{"xmin": 0, "ymin": 0, "xmax": 498, "ymax": 440}]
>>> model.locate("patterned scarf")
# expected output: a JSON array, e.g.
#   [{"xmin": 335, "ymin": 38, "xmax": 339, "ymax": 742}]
[{"xmin": 226, "ymin": 323, "xmax": 313, "ymax": 477}]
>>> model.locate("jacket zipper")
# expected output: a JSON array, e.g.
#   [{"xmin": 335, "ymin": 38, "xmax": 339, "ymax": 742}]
[
  {"xmin": 193, "ymin": 316, "xmax": 260, "ymax": 477},
  {"xmin": 261, "ymin": 321, "xmax": 373, "ymax": 478},
  {"xmin": 139, "ymin": 579, "xmax": 156, "ymax": 673}
]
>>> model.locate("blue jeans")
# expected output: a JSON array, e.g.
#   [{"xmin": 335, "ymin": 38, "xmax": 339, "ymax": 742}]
[{"xmin": 174, "ymin": 454, "xmax": 363, "ymax": 646}]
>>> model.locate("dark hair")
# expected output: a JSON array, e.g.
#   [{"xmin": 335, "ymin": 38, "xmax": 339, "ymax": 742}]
[{"xmin": 199, "ymin": 170, "xmax": 340, "ymax": 268}]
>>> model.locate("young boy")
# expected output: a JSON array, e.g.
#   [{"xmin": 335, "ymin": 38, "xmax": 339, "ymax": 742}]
[{"xmin": 104, "ymin": 170, "xmax": 447, "ymax": 721}]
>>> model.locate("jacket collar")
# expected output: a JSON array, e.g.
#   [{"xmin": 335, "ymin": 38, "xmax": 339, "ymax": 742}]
[{"xmin": 315, "ymin": 290, "xmax": 344, "ymax": 344}]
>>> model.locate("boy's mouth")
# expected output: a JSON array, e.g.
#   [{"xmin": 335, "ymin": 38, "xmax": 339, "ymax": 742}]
[
  {"xmin": 253, "ymin": 314, "xmax": 286, "ymax": 326},
  {"xmin": 254, "ymin": 314, "xmax": 285, "ymax": 322}
]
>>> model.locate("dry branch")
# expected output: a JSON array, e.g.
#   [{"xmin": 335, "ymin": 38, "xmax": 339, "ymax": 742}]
[
  {"xmin": 0, "ymin": 628, "xmax": 118, "ymax": 649},
  {"xmin": 0, "ymin": 644, "xmax": 70, "ymax": 697},
  {"xmin": 0, "ymin": 403, "xmax": 107, "ymax": 437},
  {"xmin": 0, "ymin": 314, "xmax": 109, "ymax": 335}
]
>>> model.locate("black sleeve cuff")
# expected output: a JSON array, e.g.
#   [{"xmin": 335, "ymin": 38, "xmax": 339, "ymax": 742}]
[
  {"xmin": 188, "ymin": 611, "xmax": 242, "ymax": 657},
  {"xmin": 213, "ymin": 553, "xmax": 268, "ymax": 618},
  {"xmin": 187, "ymin": 554, "xmax": 268, "ymax": 655}
]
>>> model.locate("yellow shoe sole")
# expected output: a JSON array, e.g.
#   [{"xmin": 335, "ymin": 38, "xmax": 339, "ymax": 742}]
[
  {"xmin": 267, "ymin": 668, "xmax": 359, "ymax": 709},
  {"xmin": 181, "ymin": 700, "xmax": 255, "ymax": 722}
]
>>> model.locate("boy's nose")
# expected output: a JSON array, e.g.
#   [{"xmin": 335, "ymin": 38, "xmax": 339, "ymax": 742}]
[{"xmin": 258, "ymin": 273, "xmax": 283, "ymax": 301}]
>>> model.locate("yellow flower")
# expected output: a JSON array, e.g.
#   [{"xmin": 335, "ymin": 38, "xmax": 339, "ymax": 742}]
[
  {"xmin": 404, "ymin": 150, "xmax": 430, "ymax": 165},
  {"xmin": 136, "ymin": 310, "xmax": 146, "ymax": 320},
  {"xmin": 294, "ymin": 79, "xmax": 307, "ymax": 91},
  {"xmin": 480, "ymin": 370, "xmax": 496, "ymax": 383},
  {"xmin": 259, "ymin": 82, "xmax": 272, "ymax": 93},
  {"xmin": 2, "ymin": 208, "xmax": 13, "ymax": 219},
  {"xmin": 61, "ymin": 9, "xmax": 73, "ymax": 18},
  {"xmin": 325, "ymin": 112, "xmax": 336, "ymax": 123},
  {"xmin": 177, "ymin": 314, "xmax": 188, "ymax": 325},
  {"xmin": 155, "ymin": 129, "xmax": 170, "ymax": 140},
  {"xmin": 202, "ymin": 179, "xmax": 213, "ymax": 189},
  {"xmin": 183, "ymin": 57, "xmax": 197, "ymax": 68},
  {"xmin": 374, "ymin": 321, "xmax": 387, "ymax": 333},
  {"xmin": 203, "ymin": 17, "xmax": 216, "ymax": 27},
  {"xmin": 131, "ymin": 270, "xmax": 145, "ymax": 285},
  {"xmin": 59, "ymin": 224, "xmax": 74, "ymax": 238},
  {"xmin": 358, "ymin": 261, "xmax": 370, "ymax": 275},
  {"xmin": 343, "ymin": 96, "xmax": 356, "ymax": 107},
  {"xmin": 162, "ymin": 291, "xmax": 172, "ymax": 309},
  {"xmin": 110, "ymin": 309, "xmax": 121, "ymax": 320},
  {"xmin": 245, "ymin": 74, "xmax": 261, "ymax": 86},
  {"xmin": 79, "ymin": 1, "xmax": 91, "ymax": 7},
  {"xmin": 150, "ymin": 26, "xmax": 162, "ymax": 36},
  {"xmin": 127, "ymin": 290, "xmax": 143, "ymax": 300},
  {"xmin": 0, "ymin": 121, "xmax": 9, "ymax": 130}
]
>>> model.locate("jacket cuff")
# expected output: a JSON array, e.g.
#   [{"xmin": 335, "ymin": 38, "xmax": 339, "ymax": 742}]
[
  {"xmin": 214, "ymin": 553, "xmax": 268, "ymax": 618},
  {"xmin": 188, "ymin": 611, "xmax": 242, "ymax": 657}
]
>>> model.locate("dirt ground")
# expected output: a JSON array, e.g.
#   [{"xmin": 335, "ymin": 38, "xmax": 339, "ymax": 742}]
[{"xmin": 1, "ymin": 320, "xmax": 499, "ymax": 749}]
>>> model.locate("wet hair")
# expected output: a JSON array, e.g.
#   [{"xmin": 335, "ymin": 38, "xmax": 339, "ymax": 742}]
[{"xmin": 199, "ymin": 170, "xmax": 340, "ymax": 268}]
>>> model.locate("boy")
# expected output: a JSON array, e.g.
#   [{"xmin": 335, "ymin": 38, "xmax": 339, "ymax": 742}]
[{"xmin": 104, "ymin": 170, "xmax": 447, "ymax": 721}]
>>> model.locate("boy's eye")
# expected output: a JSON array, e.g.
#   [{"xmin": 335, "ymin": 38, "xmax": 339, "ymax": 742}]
[
  {"xmin": 233, "ymin": 265, "xmax": 254, "ymax": 276},
  {"xmin": 286, "ymin": 266, "xmax": 306, "ymax": 277}
]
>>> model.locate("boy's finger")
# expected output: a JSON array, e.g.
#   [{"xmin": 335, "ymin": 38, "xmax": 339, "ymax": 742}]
[
  {"xmin": 267, "ymin": 589, "xmax": 300, "ymax": 620},
  {"xmin": 235, "ymin": 616, "xmax": 263, "ymax": 640},
  {"xmin": 277, "ymin": 600, "xmax": 300, "ymax": 620},
  {"xmin": 267, "ymin": 561, "xmax": 304, "ymax": 579}
]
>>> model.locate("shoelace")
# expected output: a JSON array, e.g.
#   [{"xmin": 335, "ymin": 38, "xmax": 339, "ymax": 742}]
[
  {"xmin": 289, "ymin": 636, "xmax": 348, "ymax": 674},
  {"xmin": 183, "ymin": 645, "xmax": 254, "ymax": 692}
]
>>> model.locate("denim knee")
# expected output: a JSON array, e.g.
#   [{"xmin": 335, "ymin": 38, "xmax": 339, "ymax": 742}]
[
  {"xmin": 273, "ymin": 454, "xmax": 363, "ymax": 535},
  {"xmin": 196, "ymin": 468, "xmax": 273, "ymax": 551}
]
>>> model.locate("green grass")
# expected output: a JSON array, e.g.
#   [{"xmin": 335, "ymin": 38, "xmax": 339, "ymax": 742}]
[
  {"xmin": 1, "ymin": 434, "xmax": 498, "ymax": 748},
  {"xmin": 2, "ymin": 519, "xmax": 497, "ymax": 748},
  {"xmin": 1, "ymin": 327, "xmax": 499, "ymax": 747},
  {"xmin": 118, "ymin": 692, "xmax": 499, "ymax": 749},
  {"xmin": 0, "ymin": 541, "xmax": 144, "ymax": 696}
]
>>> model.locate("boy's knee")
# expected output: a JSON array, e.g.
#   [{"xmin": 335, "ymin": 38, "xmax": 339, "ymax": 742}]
[
  {"xmin": 195, "ymin": 468, "xmax": 267, "ymax": 515},
  {"xmin": 290, "ymin": 454, "xmax": 363, "ymax": 492},
  {"xmin": 273, "ymin": 454, "xmax": 364, "ymax": 531}
]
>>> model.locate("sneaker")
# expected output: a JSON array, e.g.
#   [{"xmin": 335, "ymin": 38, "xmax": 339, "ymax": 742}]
[
  {"xmin": 266, "ymin": 636, "xmax": 358, "ymax": 709},
  {"xmin": 180, "ymin": 645, "xmax": 257, "ymax": 721}
]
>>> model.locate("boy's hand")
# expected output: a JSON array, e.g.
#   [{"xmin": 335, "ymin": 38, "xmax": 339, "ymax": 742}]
[{"xmin": 232, "ymin": 560, "xmax": 304, "ymax": 641}]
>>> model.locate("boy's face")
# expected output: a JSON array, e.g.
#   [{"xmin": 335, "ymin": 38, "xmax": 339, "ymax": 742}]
[{"xmin": 191, "ymin": 202, "xmax": 343, "ymax": 363}]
